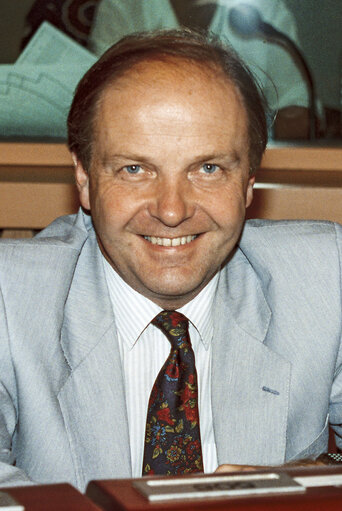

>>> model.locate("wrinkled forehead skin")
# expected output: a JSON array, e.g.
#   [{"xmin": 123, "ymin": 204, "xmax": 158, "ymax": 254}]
[{"xmin": 90, "ymin": 57, "xmax": 250, "ymax": 170}]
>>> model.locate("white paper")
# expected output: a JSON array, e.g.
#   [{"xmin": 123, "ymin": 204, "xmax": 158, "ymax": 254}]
[
  {"xmin": 0, "ymin": 22, "xmax": 96, "ymax": 139},
  {"xmin": 0, "ymin": 64, "xmax": 92, "ymax": 138},
  {"xmin": 17, "ymin": 21, "xmax": 96, "ymax": 66}
]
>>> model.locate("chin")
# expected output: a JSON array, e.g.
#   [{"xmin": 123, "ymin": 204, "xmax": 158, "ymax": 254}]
[{"xmin": 142, "ymin": 275, "xmax": 206, "ymax": 305}]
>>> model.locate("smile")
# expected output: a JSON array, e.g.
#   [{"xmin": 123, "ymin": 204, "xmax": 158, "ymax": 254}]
[{"xmin": 143, "ymin": 235, "xmax": 197, "ymax": 247}]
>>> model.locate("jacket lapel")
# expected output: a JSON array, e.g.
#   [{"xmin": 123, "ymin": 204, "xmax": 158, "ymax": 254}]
[
  {"xmin": 212, "ymin": 246, "xmax": 291, "ymax": 466},
  {"xmin": 58, "ymin": 229, "xmax": 131, "ymax": 490},
  {"xmin": 55, "ymin": 214, "xmax": 292, "ymax": 482}
]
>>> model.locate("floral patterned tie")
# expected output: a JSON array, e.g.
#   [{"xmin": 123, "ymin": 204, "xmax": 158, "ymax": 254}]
[{"xmin": 142, "ymin": 310, "xmax": 203, "ymax": 476}]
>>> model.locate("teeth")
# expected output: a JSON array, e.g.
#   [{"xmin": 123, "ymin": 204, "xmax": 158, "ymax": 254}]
[{"xmin": 144, "ymin": 235, "xmax": 197, "ymax": 246}]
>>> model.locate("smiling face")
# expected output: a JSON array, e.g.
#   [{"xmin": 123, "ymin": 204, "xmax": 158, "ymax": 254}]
[{"xmin": 75, "ymin": 59, "xmax": 255, "ymax": 309}]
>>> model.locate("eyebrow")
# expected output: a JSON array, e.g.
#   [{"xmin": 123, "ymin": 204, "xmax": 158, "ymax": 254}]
[
  {"xmin": 102, "ymin": 152, "xmax": 241, "ymax": 166},
  {"xmin": 102, "ymin": 153, "xmax": 154, "ymax": 165},
  {"xmin": 190, "ymin": 152, "xmax": 241, "ymax": 165}
]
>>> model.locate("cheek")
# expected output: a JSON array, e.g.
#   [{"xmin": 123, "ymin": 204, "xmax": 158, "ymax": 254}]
[
  {"xmin": 90, "ymin": 181, "xmax": 126, "ymax": 218},
  {"xmin": 89, "ymin": 189, "xmax": 121, "ymax": 236},
  {"xmin": 203, "ymin": 182, "xmax": 248, "ymax": 226},
  {"xmin": 90, "ymin": 184, "xmax": 147, "ymax": 246}
]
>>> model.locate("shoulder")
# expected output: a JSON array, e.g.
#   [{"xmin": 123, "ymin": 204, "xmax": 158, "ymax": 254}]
[
  {"xmin": 241, "ymin": 219, "xmax": 341, "ymax": 248},
  {"xmin": 0, "ymin": 210, "xmax": 90, "ymax": 251},
  {"xmin": 0, "ymin": 211, "xmax": 92, "ymax": 284},
  {"xmin": 238, "ymin": 219, "xmax": 342, "ymax": 282}
]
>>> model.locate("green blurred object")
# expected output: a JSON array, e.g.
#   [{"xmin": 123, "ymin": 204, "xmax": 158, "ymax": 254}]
[{"xmin": 0, "ymin": 22, "xmax": 96, "ymax": 139}]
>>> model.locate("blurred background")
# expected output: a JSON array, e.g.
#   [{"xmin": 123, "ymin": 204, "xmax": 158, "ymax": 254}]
[{"xmin": 0, "ymin": 0, "xmax": 341, "ymax": 142}]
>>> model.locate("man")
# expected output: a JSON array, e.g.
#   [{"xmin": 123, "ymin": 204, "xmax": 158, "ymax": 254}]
[{"xmin": 0, "ymin": 30, "xmax": 341, "ymax": 491}]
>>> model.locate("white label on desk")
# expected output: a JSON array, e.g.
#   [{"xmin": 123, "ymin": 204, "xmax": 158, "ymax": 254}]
[
  {"xmin": 134, "ymin": 473, "xmax": 305, "ymax": 502},
  {"xmin": 295, "ymin": 474, "xmax": 342, "ymax": 488}
]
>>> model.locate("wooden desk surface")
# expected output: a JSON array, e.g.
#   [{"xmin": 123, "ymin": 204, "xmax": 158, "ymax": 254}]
[
  {"xmin": 4, "ymin": 483, "xmax": 101, "ymax": 511},
  {"xmin": 2, "ymin": 467, "xmax": 342, "ymax": 511},
  {"xmin": 87, "ymin": 467, "xmax": 342, "ymax": 511}
]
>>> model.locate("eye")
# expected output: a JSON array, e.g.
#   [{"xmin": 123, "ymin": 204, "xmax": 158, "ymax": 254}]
[
  {"xmin": 124, "ymin": 164, "xmax": 142, "ymax": 174},
  {"xmin": 200, "ymin": 163, "xmax": 219, "ymax": 174}
]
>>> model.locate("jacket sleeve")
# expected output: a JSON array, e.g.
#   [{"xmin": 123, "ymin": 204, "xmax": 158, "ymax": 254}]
[
  {"xmin": 0, "ymin": 282, "xmax": 34, "ymax": 487},
  {"xmin": 329, "ymin": 222, "xmax": 342, "ymax": 450}
]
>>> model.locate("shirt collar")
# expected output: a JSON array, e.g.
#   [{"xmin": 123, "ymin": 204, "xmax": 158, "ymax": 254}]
[
  {"xmin": 103, "ymin": 255, "xmax": 219, "ymax": 351},
  {"xmin": 178, "ymin": 274, "xmax": 219, "ymax": 350}
]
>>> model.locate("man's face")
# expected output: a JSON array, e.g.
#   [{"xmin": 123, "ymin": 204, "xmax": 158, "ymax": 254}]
[{"xmin": 75, "ymin": 59, "xmax": 255, "ymax": 309}]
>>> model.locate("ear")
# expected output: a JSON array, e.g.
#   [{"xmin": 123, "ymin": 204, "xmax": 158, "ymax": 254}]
[
  {"xmin": 245, "ymin": 175, "xmax": 255, "ymax": 208},
  {"xmin": 72, "ymin": 153, "xmax": 91, "ymax": 211}
]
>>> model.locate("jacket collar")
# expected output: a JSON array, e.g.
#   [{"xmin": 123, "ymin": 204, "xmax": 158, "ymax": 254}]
[
  {"xmin": 211, "ymin": 242, "xmax": 291, "ymax": 466},
  {"xmin": 58, "ymin": 217, "xmax": 131, "ymax": 489}
]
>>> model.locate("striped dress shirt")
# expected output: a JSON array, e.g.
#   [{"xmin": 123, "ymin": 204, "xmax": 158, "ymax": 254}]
[{"xmin": 102, "ymin": 256, "xmax": 219, "ymax": 477}]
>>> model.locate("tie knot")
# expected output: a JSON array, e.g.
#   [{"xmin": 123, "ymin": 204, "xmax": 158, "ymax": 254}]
[{"xmin": 152, "ymin": 311, "xmax": 189, "ymax": 348}]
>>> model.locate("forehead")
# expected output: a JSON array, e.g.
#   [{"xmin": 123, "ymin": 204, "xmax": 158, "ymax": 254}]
[
  {"xmin": 93, "ymin": 58, "xmax": 248, "ymax": 153},
  {"xmin": 100, "ymin": 57, "xmax": 245, "ymax": 111}
]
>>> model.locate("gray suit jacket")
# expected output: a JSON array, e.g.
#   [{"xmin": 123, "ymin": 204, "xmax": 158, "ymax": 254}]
[{"xmin": 0, "ymin": 210, "xmax": 341, "ymax": 491}]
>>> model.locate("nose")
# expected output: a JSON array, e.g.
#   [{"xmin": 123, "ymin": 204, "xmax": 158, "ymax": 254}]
[{"xmin": 148, "ymin": 176, "xmax": 194, "ymax": 227}]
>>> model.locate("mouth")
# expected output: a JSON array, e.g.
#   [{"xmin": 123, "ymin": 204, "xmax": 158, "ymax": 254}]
[{"xmin": 143, "ymin": 235, "xmax": 198, "ymax": 247}]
